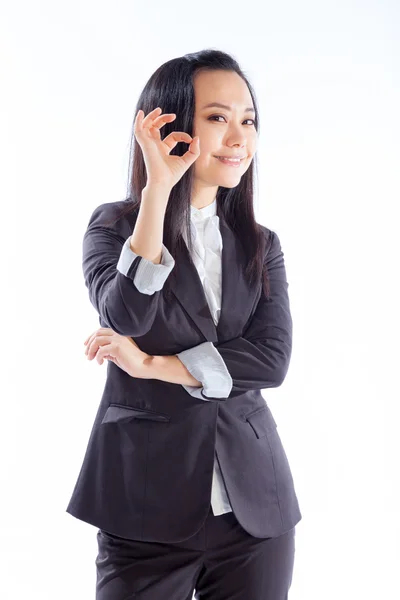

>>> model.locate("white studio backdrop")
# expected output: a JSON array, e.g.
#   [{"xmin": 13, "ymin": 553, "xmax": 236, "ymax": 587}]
[{"xmin": 1, "ymin": 0, "xmax": 399, "ymax": 598}]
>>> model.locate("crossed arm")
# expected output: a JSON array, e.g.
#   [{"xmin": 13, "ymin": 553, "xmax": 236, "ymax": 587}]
[{"xmin": 83, "ymin": 203, "xmax": 292, "ymax": 402}]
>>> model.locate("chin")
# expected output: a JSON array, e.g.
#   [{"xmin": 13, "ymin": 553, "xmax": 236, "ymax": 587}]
[
  {"xmin": 217, "ymin": 173, "xmax": 243, "ymax": 186},
  {"xmin": 218, "ymin": 179, "xmax": 241, "ymax": 189}
]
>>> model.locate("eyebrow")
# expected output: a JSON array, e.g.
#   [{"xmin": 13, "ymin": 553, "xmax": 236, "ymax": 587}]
[{"xmin": 201, "ymin": 102, "xmax": 255, "ymax": 113}]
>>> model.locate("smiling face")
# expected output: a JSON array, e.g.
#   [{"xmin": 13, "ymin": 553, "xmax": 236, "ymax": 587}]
[{"xmin": 191, "ymin": 69, "xmax": 258, "ymax": 202}]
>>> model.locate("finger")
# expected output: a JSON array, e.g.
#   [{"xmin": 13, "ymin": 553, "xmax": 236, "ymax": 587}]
[
  {"xmin": 86, "ymin": 336, "xmax": 113, "ymax": 360},
  {"xmin": 84, "ymin": 332, "xmax": 97, "ymax": 353},
  {"xmin": 176, "ymin": 136, "xmax": 201, "ymax": 166},
  {"xmin": 84, "ymin": 327, "xmax": 111, "ymax": 343},
  {"xmin": 150, "ymin": 113, "xmax": 176, "ymax": 130},
  {"xmin": 134, "ymin": 109, "xmax": 143, "ymax": 132},
  {"xmin": 96, "ymin": 345, "xmax": 114, "ymax": 365},
  {"xmin": 84, "ymin": 333, "xmax": 93, "ymax": 346},
  {"xmin": 134, "ymin": 106, "xmax": 162, "ymax": 132},
  {"xmin": 135, "ymin": 107, "xmax": 161, "ymax": 122},
  {"xmin": 84, "ymin": 329, "xmax": 113, "ymax": 354},
  {"xmin": 134, "ymin": 108, "xmax": 152, "ymax": 138},
  {"xmin": 147, "ymin": 114, "xmax": 177, "ymax": 142},
  {"xmin": 135, "ymin": 113, "xmax": 176, "ymax": 146},
  {"xmin": 161, "ymin": 131, "xmax": 195, "ymax": 152},
  {"xmin": 140, "ymin": 107, "xmax": 163, "ymax": 129},
  {"xmin": 96, "ymin": 346, "xmax": 117, "ymax": 367}
]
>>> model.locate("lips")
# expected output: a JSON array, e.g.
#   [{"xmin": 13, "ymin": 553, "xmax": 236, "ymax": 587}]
[
  {"xmin": 214, "ymin": 155, "xmax": 246, "ymax": 160},
  {"xmin": 214, "ymin": 155, "xmax": 246, "ymax": 167}
]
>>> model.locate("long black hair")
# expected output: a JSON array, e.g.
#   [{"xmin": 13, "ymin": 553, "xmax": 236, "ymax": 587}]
[{"xmin": 105, "ymin": 48, "xmax": 271, "ymax": 300}]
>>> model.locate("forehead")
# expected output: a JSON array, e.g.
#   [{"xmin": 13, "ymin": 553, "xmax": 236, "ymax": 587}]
[{"xmin": 193, "ymin": 70, "xmax": 253, "ymax": 109}]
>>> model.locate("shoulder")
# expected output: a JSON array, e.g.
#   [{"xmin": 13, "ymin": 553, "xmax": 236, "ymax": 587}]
[{"xmin": 258, "ymin": 223, "xmax": 278, "ymax": 253}]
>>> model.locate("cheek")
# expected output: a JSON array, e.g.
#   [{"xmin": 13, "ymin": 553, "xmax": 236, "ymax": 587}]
[
  {"xmin": 250, "ymin": 133, "xmax": 258, "ymax": 153},
  {"xmin": 196, "ymin": 143, "xmax": 216, "ymax": 167},
  {"xmin": 193, "ymin": 154, "xmax": 212, "ymax": 177},
  {"xmin": 193, "ymin": 124, "xmax": 220, "ymax": 155}
]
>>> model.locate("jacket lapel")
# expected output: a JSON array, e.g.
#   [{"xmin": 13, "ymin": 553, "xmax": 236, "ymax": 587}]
[
  {"xmin": 216, "ymin": 217, "xmax": 260, "ymax": 341},
  {"xmin": 169, "ymin": 215, "xmax": 259, "ymax": 343},
  {"xmin": 169, "ymin": 234, "xmax": 219, "ymax": 343}
]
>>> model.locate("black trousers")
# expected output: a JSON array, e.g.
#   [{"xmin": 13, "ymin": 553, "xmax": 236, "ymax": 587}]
[{"xmin": 95, "ymin": 507, "xmax": 296, "ymax": 599}]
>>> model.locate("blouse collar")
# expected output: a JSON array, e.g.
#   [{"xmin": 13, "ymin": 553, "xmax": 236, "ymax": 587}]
[{"xmin": 190, "ymin": 198, "xmax": 217, "ymax": 222}]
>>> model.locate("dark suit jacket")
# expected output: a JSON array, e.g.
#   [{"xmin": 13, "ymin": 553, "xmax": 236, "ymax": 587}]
[{"xmin": 66, "ymin": 200, "xmax": 302, "ymax": 542}]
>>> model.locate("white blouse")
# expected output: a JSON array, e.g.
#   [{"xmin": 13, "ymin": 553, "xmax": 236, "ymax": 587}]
[{"xmin": 182, "ymin": 199, "xmax": 222, "ymax": 326}]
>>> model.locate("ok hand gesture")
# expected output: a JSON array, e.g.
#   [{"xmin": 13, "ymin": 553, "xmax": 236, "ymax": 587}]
[{"xmin": 134, "ymin": 107, "xmax": 200, "ymax": 190}]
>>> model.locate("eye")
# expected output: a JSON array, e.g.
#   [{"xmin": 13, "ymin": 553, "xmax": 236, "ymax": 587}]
[
  {"xmin": 208, "ymin": 115, "xmax": 225, "ymax": 123},
  {"xmin": 208, "ymin": 115, "xmax": 255, "ymax": 126}
]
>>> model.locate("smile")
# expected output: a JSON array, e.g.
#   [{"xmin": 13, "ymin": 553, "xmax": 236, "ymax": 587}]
[{"xmin": 214, "ymin": 156, "xmax": 245, "ymax": 167}]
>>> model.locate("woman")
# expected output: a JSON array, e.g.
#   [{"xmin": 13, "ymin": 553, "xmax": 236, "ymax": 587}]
[{"xmin": 66, "ymin": 48, "xmax": 302, "ymax": 599}]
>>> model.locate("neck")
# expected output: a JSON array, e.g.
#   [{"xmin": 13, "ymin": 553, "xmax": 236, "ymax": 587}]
[{"xmin": 191, "ymin": 182, "xmax": 218, "ymax": 210}]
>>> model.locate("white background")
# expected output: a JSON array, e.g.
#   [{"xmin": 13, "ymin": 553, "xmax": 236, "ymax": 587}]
[{"xmin": 1, "ymin": 1, "xmax": 399, "ymax": 598}]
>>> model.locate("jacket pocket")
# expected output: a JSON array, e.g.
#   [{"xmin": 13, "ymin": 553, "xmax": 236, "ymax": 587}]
[
  {"xmin": 244, "ymin": 405, "xmax": 277, "ymax": 439},
  {"xmin": 101, "ymin": 403, "xmax": 170, "ymax": 424}
]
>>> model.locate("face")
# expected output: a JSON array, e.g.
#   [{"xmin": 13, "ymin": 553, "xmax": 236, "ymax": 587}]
[{"xmin": 192, "ymin": 69, "xmax": 258, "ymax": 193}]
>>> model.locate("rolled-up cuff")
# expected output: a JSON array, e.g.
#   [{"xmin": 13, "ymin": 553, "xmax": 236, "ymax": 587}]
[
  {"xmin": 116, "ymin": 236, "xmax": 175, "ymax": 295},
  {"xmin": 177, "ymin": 341, "xmax": 233, "ymax": 400}
]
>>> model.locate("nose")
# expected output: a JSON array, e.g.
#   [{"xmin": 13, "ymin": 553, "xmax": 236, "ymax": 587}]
[{"xmin": 226, "ymin": 128, "xmax": 247, "ymax": 150}]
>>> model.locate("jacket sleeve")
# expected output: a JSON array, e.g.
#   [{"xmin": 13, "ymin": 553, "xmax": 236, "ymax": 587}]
[
  {"xmin": 177, "ymin": 341, "xmax": 233, "ymax": 400},
  {"xmin": 82, "ymin": 203, "xmax": 175, "ymax": 337},
  {"xmin": 177, "ymin": 229, "xmax": 292, "ymax": 401}
]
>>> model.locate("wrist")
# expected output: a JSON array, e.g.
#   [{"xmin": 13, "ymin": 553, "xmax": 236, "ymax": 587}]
[
  {"xmin": 144, "ymin": 354, "xmax": 201, "ymax": 387},
  {"xmin": 140, "ymin": 354, "xmax": 156, "ymax": 378},
  {"xmin": 142, "ymin": 183, "xmax": 172, "ymax": 201},
  {"xmin": 144, "ymin": 355, "xmax": 171, "ymax": 381}
]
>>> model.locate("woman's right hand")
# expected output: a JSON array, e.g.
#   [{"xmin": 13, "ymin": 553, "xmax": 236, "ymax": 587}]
[{"xmin": 134, "ymin": 107, "xmax": 201, "ymax": 190}]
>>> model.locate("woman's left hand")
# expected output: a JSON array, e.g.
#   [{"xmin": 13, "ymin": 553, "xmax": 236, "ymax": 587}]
[{"xmin": 84, "ymin": 328, "xmax": 152, "ymax": 379}]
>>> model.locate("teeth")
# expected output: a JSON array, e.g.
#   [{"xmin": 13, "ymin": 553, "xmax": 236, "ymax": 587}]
[{"xmin": 217, "ymin": 157, "xmax": 241, "ymax": 162}]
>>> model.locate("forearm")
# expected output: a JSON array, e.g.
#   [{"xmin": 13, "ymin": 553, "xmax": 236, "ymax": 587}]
[
  {"xmin": 129, "ymin": 184, "xmax": 171, "ymax": 264},
  {"xmin": 144, "ymin": 355, "xmax": 202, "ymax": 387}
]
